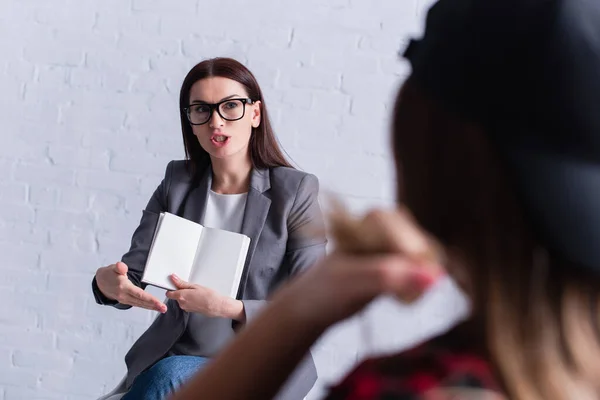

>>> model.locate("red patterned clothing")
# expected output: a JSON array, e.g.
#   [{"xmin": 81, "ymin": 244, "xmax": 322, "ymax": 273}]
[{"xmin": 324, "ymin": 326, "xmax": 504, "ymax": 399}]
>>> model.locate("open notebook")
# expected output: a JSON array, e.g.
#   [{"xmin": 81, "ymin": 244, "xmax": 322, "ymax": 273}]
[{"xmin": 141, "ymin": 212, "xmax": 251, "ymax": 298}]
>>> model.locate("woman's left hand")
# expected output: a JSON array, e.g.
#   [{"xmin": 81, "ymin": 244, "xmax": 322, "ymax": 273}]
[{"xmin": 165, "ymin": 275, "xmax": 244, "ymax": 320}]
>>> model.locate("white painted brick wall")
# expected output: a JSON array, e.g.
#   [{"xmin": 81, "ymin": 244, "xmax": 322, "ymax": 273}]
[{"xmin": 0, "ymin": 0, "xmax": 468, "ymax": 399}]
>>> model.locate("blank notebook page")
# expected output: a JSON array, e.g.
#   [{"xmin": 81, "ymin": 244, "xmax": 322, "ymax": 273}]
[
  {"xmin": 189, "ymin": 227, "xmax": 250, "ymax": 298},
  {"xmin": 143, "ymin": 213, "xmax": 204, "ymax": 291}
]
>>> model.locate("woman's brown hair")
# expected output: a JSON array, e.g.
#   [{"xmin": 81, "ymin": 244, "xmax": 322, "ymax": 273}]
[
  {"xmin": 179, "ymin": 57, "xmax": 292, "ymax": 175},
  {"xmin": 392, "ymin": 77, "xmax": 600, "ymax": 399}
]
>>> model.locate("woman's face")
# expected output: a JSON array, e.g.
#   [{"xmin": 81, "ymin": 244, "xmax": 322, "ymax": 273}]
[{"xmin": 187, "ymin": 77, "xmax": 261, "ymax": 161}]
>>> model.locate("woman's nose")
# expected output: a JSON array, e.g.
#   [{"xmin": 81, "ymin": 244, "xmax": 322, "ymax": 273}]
[{"xmin": 208, "ymin": 109, "xmax": 225, "ymax": 128}]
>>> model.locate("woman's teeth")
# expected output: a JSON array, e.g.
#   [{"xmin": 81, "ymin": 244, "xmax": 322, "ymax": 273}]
[{"xmin": 214, "ymin": 136, "xmax": 227, "ymax": 142}]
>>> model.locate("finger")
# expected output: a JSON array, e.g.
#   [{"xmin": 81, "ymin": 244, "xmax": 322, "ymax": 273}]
[
  {"xmin": 393, "ymin": 207, "xmax": 442, "ymax": 262},
  {"xmin": 165, "ymin": 290, "xmax": 180, "ymax": 300},
  {"xmin": 125, "ymin": 286, "xmax": 167, "ymax": 312},
  {"xmin": 124, "ymin": 296, "xmax": 162, "ymax": 311},
  {"xmin": 126, "ymin": 297, "xmax": 167, "ymax": 313},
  {"xmin": 170, "ymin": 274, "xmax": 193, "ymax": 289},
  {"xmin": 381, "ymin": 264, "xmax": 439, "ymax": 303},
  {"xmin": 327, "ymin": 204, "xmax": 443, "ymax": 274},
  {"xmin": 114, "ymin": 262, "xmax": 128, "ymax": 275},
  {"xmin": 120, "ymin": 292, "xmax": 160, "ymax": 310},
  {"xmin": 361, "ymin": 208, "xmax": 424, "ymax": 253},
  {"xmin": 327, "ymin": 200, "xmax": 370, "ymax": 253},
  {"xmin": 362, "ymin": 208, "xmax": 445, "ymax": 269},
  {"xmin": 340, "ymin": 255, "xmax": 439, "ymax": 302}
]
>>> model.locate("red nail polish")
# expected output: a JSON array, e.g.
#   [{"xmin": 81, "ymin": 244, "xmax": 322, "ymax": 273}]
[{"xmin": 411, "ymin": 271, "xmax": 435, "ymax": 289}]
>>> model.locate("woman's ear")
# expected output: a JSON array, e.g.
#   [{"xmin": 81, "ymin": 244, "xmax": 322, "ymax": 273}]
[{"xmin": 251, "ymin": 101, "xmax": 262, "ymax": 128}]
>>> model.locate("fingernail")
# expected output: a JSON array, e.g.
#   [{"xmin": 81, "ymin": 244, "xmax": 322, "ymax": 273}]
[
  {"xmin": 410, "ymin": 270, "xmax": 436, "ymax": 289},
  {"xmin": 171, "ymin": 274, "xmax": 179, "ymax": 281}
]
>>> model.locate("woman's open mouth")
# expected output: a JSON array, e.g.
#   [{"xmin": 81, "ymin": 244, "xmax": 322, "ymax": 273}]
[{"xmin": 210, "ymin": 134, "xmax": 230, "ymax": 147}]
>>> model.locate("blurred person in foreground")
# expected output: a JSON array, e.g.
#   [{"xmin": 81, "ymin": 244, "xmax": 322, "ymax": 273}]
[{"xmin": 172, "ymin": 0, "xmax": 600, "ymax": 398}]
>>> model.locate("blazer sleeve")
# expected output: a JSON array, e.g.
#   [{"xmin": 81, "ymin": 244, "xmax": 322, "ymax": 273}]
[
  {"xmin": 241, "ymin": 173, "xmax": 328, "ymax": 323},
  {"xmin": 91, "ymin": 161, "xmax": 173, "ymax": 309}
]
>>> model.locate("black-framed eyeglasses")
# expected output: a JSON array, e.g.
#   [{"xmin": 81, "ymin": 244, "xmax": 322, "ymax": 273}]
[{"xmin": 182, "ymin": 98, "xmax": 255, "ymax": 126}]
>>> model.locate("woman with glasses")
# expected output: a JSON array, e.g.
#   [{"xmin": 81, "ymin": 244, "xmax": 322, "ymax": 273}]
[{"xmin": 92, "ymin": 57, "xmax": 326, "ymax": 400}]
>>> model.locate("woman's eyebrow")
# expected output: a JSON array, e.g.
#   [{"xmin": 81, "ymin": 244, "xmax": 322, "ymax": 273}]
[{"xmin": 189, "ymin": 94, "xmax": 242, "ymax": 104}]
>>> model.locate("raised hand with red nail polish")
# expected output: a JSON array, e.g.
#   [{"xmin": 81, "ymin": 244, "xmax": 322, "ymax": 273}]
[{"xmin": 267, "ymin": 205, "xmax": 445, "ymax": 332}]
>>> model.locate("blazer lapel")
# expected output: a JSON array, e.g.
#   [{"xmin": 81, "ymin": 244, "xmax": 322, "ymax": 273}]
[
  {"xmin": 179, "ymin": 166, "xmax": 211, "ymax": 324},
  {"xmin": 182, "ymin": 165, "xmax": 212, "ymax": 224},
  {"xmin": 237, "ymin": 168, "xmax": 271, "ymax": 297}
]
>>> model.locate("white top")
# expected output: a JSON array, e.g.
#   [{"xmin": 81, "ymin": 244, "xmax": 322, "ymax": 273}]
[
  {"xmin": 202, "ymin": 190, "xmax": 248, "ymax": 233},
  {"xmin": 169, "ymin": 189, "xmax": 249, "ymax": 357}
]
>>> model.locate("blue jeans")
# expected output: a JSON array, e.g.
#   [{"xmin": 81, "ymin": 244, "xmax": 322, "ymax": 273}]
[{"xmin": 122, "ymin": 356, "xmax": 209, "ymax": 400}]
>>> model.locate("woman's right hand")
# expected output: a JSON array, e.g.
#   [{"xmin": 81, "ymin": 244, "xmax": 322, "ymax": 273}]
[{"xmin": 95, "ymin": 262, "xmax": 167, "ymax": 313}]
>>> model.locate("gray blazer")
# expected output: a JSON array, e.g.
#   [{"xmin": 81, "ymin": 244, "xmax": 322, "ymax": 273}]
[{"xmin": 91, "ymin": 160, "xmax": 327, "ymax": 400}]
